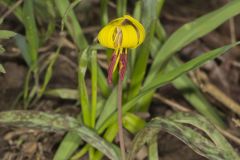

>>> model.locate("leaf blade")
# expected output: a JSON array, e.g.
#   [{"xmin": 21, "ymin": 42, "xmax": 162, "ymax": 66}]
[
  {"xmin": 0, "ymin": 111, "xmax": 120, "ymax": 160},
  {"xmin": 98, "ymin": 43, "xmax": 239, "ymax": 133}
]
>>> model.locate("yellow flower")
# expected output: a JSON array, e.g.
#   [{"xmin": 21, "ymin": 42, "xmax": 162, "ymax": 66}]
[{"xmin": 98, "ymin": 15, "xmax": 145, "ymax": 84}]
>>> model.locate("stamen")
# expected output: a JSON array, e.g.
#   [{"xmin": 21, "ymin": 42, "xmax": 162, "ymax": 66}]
[
  {"xmin": 113, "ymin": 48, "xmax": 121, "ymax": 72},
  {"xmin": 113, "ymin": 27, "xmax": 123, "ymax": 48},
  {"xmin": 107, "ymin": 52, "xmax": 117, "ymax": 85}
]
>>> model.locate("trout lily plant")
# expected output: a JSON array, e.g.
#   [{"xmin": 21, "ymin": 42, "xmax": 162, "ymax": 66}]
[
  {"xmin": 0, "ymin": 0, "xmax": 240, "ymax": 160},
  {"xmin": 98, "ymin": 15, "xmax": 145, "ymax": 159}
]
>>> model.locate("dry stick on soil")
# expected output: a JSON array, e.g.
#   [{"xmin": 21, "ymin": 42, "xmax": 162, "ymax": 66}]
[
  {"xmin": 118, "ymin": 77, "xmax": 126, "ymax": 160},
  {"xmin": 216, "ymin": 126, "xmax": 240, "ymax": 145},
  {"xmin": 229, "ymin": 18, "xmax": 236, "ymax": 43},
  {"xmin": 154, "ymin": 94, "xmax": 191, "ymax": 112},
  {"xmin": 225, "ymin": 0, "xmax": 237, "ymax": 43},
  {"xmin": 191, "ymin": 70, "xmax": 240, "ymax": 115},
  {"xmin": 232, "ymin": 118, "xmax": 240, "ymax": 128},
  {"xmin": 0, "ymin": 0, "xmax": 23, "ymax": 22}
]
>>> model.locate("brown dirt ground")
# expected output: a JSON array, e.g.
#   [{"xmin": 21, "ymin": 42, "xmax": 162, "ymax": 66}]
[{"xmin": 0, "ymin": 0, "xmax": 240, "ymax": 159}]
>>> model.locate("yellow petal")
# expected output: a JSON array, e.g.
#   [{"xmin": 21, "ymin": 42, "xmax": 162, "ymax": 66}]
[
  {"xmin": 121, "ymin": 25, "xmax": 139, "ymax": 48},
  {"xmin": 123, "ymin": 15, "xmax": 145, "ymax": 46},
  {"xmin": 98, "ymin": 24, "xmax": 116, "ymax": 48},
  {"xmin": 97, "ymin": 15, "xmax": 145, "ymax": 49}
]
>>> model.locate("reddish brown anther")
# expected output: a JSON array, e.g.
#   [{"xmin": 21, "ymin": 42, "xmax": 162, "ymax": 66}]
[
  {"xmin": 107, "ymin": 53, "xmax": 117, "ymax": 85},
  {"xmin": 119, "ymin": 53, "xmax": 127, "ymax": 81}
]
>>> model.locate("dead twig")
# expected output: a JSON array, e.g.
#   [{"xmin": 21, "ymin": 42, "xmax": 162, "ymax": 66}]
[
  {"xmin": 191, "ymin": 70, "xmax": 240, "ymax": 116},
  {"xmin": 154, "ymin": 94, "xmax": 191, "ymax": 112},
  {"xmin": 0, "ymin": 0, "xmax": 23, "ymax": 22}
]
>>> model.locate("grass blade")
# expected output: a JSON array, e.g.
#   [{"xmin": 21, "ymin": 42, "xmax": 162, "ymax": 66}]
[
  {"xmin": 127, "ymin": 0, "xmax": 161, "ymax": 101},
  {"xmin": 54, "ymin": 132, "xmax": 83, "ymax": 160},
  {"xmin": 0, "ymin": 30, "xmax": 16, "ymax": 39},
  {"xmin": 100, "ymin": 0, "xmax": 109, "ymax": 26},
  {"xmin": 37, "ymin": 49, "xmax": 60, "ymax": 99},
  {"xmin": 123, "ymin": 113, "xmax": 146, "ymax": 134},
  {"xmin": 54, "ymin": 48, "xmax": 91, "ymax": 160},
  {"xmin": 71, "ymin": 145, "xmax": 90, "ymax": 160},
  {"xmin": 23, "ymin": 0, "xmax": 39, "ymax": 68},
  {"xmin": 97, "ymin": 66, "xmax": 110, "ymax": 97},
  {"xmin": 55, "ymin": 0, "xmax": 110, "ymax": 97},
  {"xmin": 45, "ymin": 88, "xmax": 78, "ymax": 100},
  {"xmin": 0, "ymin": 29, "xmax": 16, "ymax": 73},
  {"xmin": 54, "ymin": 0, "xmax": 88, "ymax": 50},
  {"xmin": 78, "ymin": 48, "xmax": 91, "ymax": 126},
  {"xmin": 96, "ymin": 88, "xmax": 118, "ymax": 129},
  {"xmin": 148, "ymin": 135, "xmax": 158, "ymax": 160},
  {"xmin": 117, "ymin": 0, "xmax": 127, "ymax": 17},
  {"xmin": 0, "ymin": 45, "xmax": 4, "ymax": 54},
  {"xmin": 14, "ymin": 34, "xmax": 31, "ymax": 67},
  {"xmin": 94, "ymin": 123, "xmax": 119, "ymax": 160},
  {"xmin": 91, "ymin": 50, "xmax": 98, "ymax": 128},
  {"xmin": 0, "ymin": 64, "xmax": 6, "ymax": 73}
]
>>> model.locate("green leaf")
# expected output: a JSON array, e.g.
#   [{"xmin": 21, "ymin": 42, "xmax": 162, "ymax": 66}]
[
  {"xmin": 53, "ymin": 35, "xmax": 107, "ymax": 160},
  {"xmin": 0, "ymin": 45, "xmax": 5, "ymax": 54},
  {"xmin": 0, "ymin": 64, "xmax": 6, "ymax": 73},
  {"xmin": 55, "ymin": 0, "xmax": 88, "ymax": 50},
  {"xmin": 54, "ymin": 48, "xmax": 90, "ymax": 160},
  {"xmin": 14, "ymin": 34, "xmax": 31, "ymax": 67},
  {"xmin": 0, "ymin": 111, "xmax": 120, "ymax": 160},
  {"xmin": 0, "ymin": 30, "xmax": 16, "ymax": 39},
  {"xmin": 147, "ymin": 135, "xmax": 158, "ymax": 160},
  {"xmin": 139, "ymin": 0, "xmax": 240, "ymax": 112},
  {"xmin": 100, "ymin": 0, "xmax": 109, "ymax": 26},
  {"xmin": 45, "ymin": 89, "xmax": 78, "ymax": 100},
  {"xmin": 55, "ymin": 0, "xmax": 110, "ymax": 98},
  {"xmin": 37, "ymin": 49, "xmax": 60, "ymax": 99},
  {"xmin": 168, "ymin": 112, "xmax": 238, "ymax": 156},
  {"xmin": 128, "ymin": 113, "xmax": 239, "ymax": 160},
  {"xmin": 23, "ymin": 0, "xmax": 39, "ymax": 68},
  {"xmin": 123, "ymin": 113, "xmax": 146, "ymax": 134},
  {"xmin": 71, "ymin": 145, "xmax": 90, "ymax": 160},
  {"xmin": 117, "ymin": 0, "xmax": 127, "ymax": 17},
  {"xmin": 144, "ymin": 43, "xmax": 240, "ymax": 93},
  {"xmin": 144, "ymin": 0, "xmax": 240, "ymax": 93},
  {"xmin": 97, "ymin": 43, "xmax": 239, "ymax": 134},
  {"xmin": 54, "ymin": 132, "xmax": 83, "ymax": 160},
  {"xmin": 78, "ymin": 48, "xmax": 91, "ymax": 126},
  {"xmin": 91, "ymin": 50, "xmax": 98, "ymax": 128},
  {"xmin": 94, "ymin": 123, "xmax": 119, "ymax": 160},
  {"xmin": 127, "ymin": 0, "xmax": 161, "ymax": 101},
  {"xmin": 169, "ymin": 58, "xmax": 225, "ymax": 127},
  {"xmin": 97, "ymin": 65, "xmax": 110, "ymax": 97},
  {"xmin": 96, "ymin": 87, "xmax": 118, "ymax": 129}
]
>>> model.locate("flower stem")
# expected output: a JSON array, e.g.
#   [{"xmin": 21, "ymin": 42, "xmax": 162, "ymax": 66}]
[{"xmin": 118, "ymin": 77, "xmax": 126, "ymax": 160}]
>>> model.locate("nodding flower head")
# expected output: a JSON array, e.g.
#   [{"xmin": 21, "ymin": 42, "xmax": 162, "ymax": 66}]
[{"xmin": 98, "ymin": 15, "xmax": 145, "ymax": 84}]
